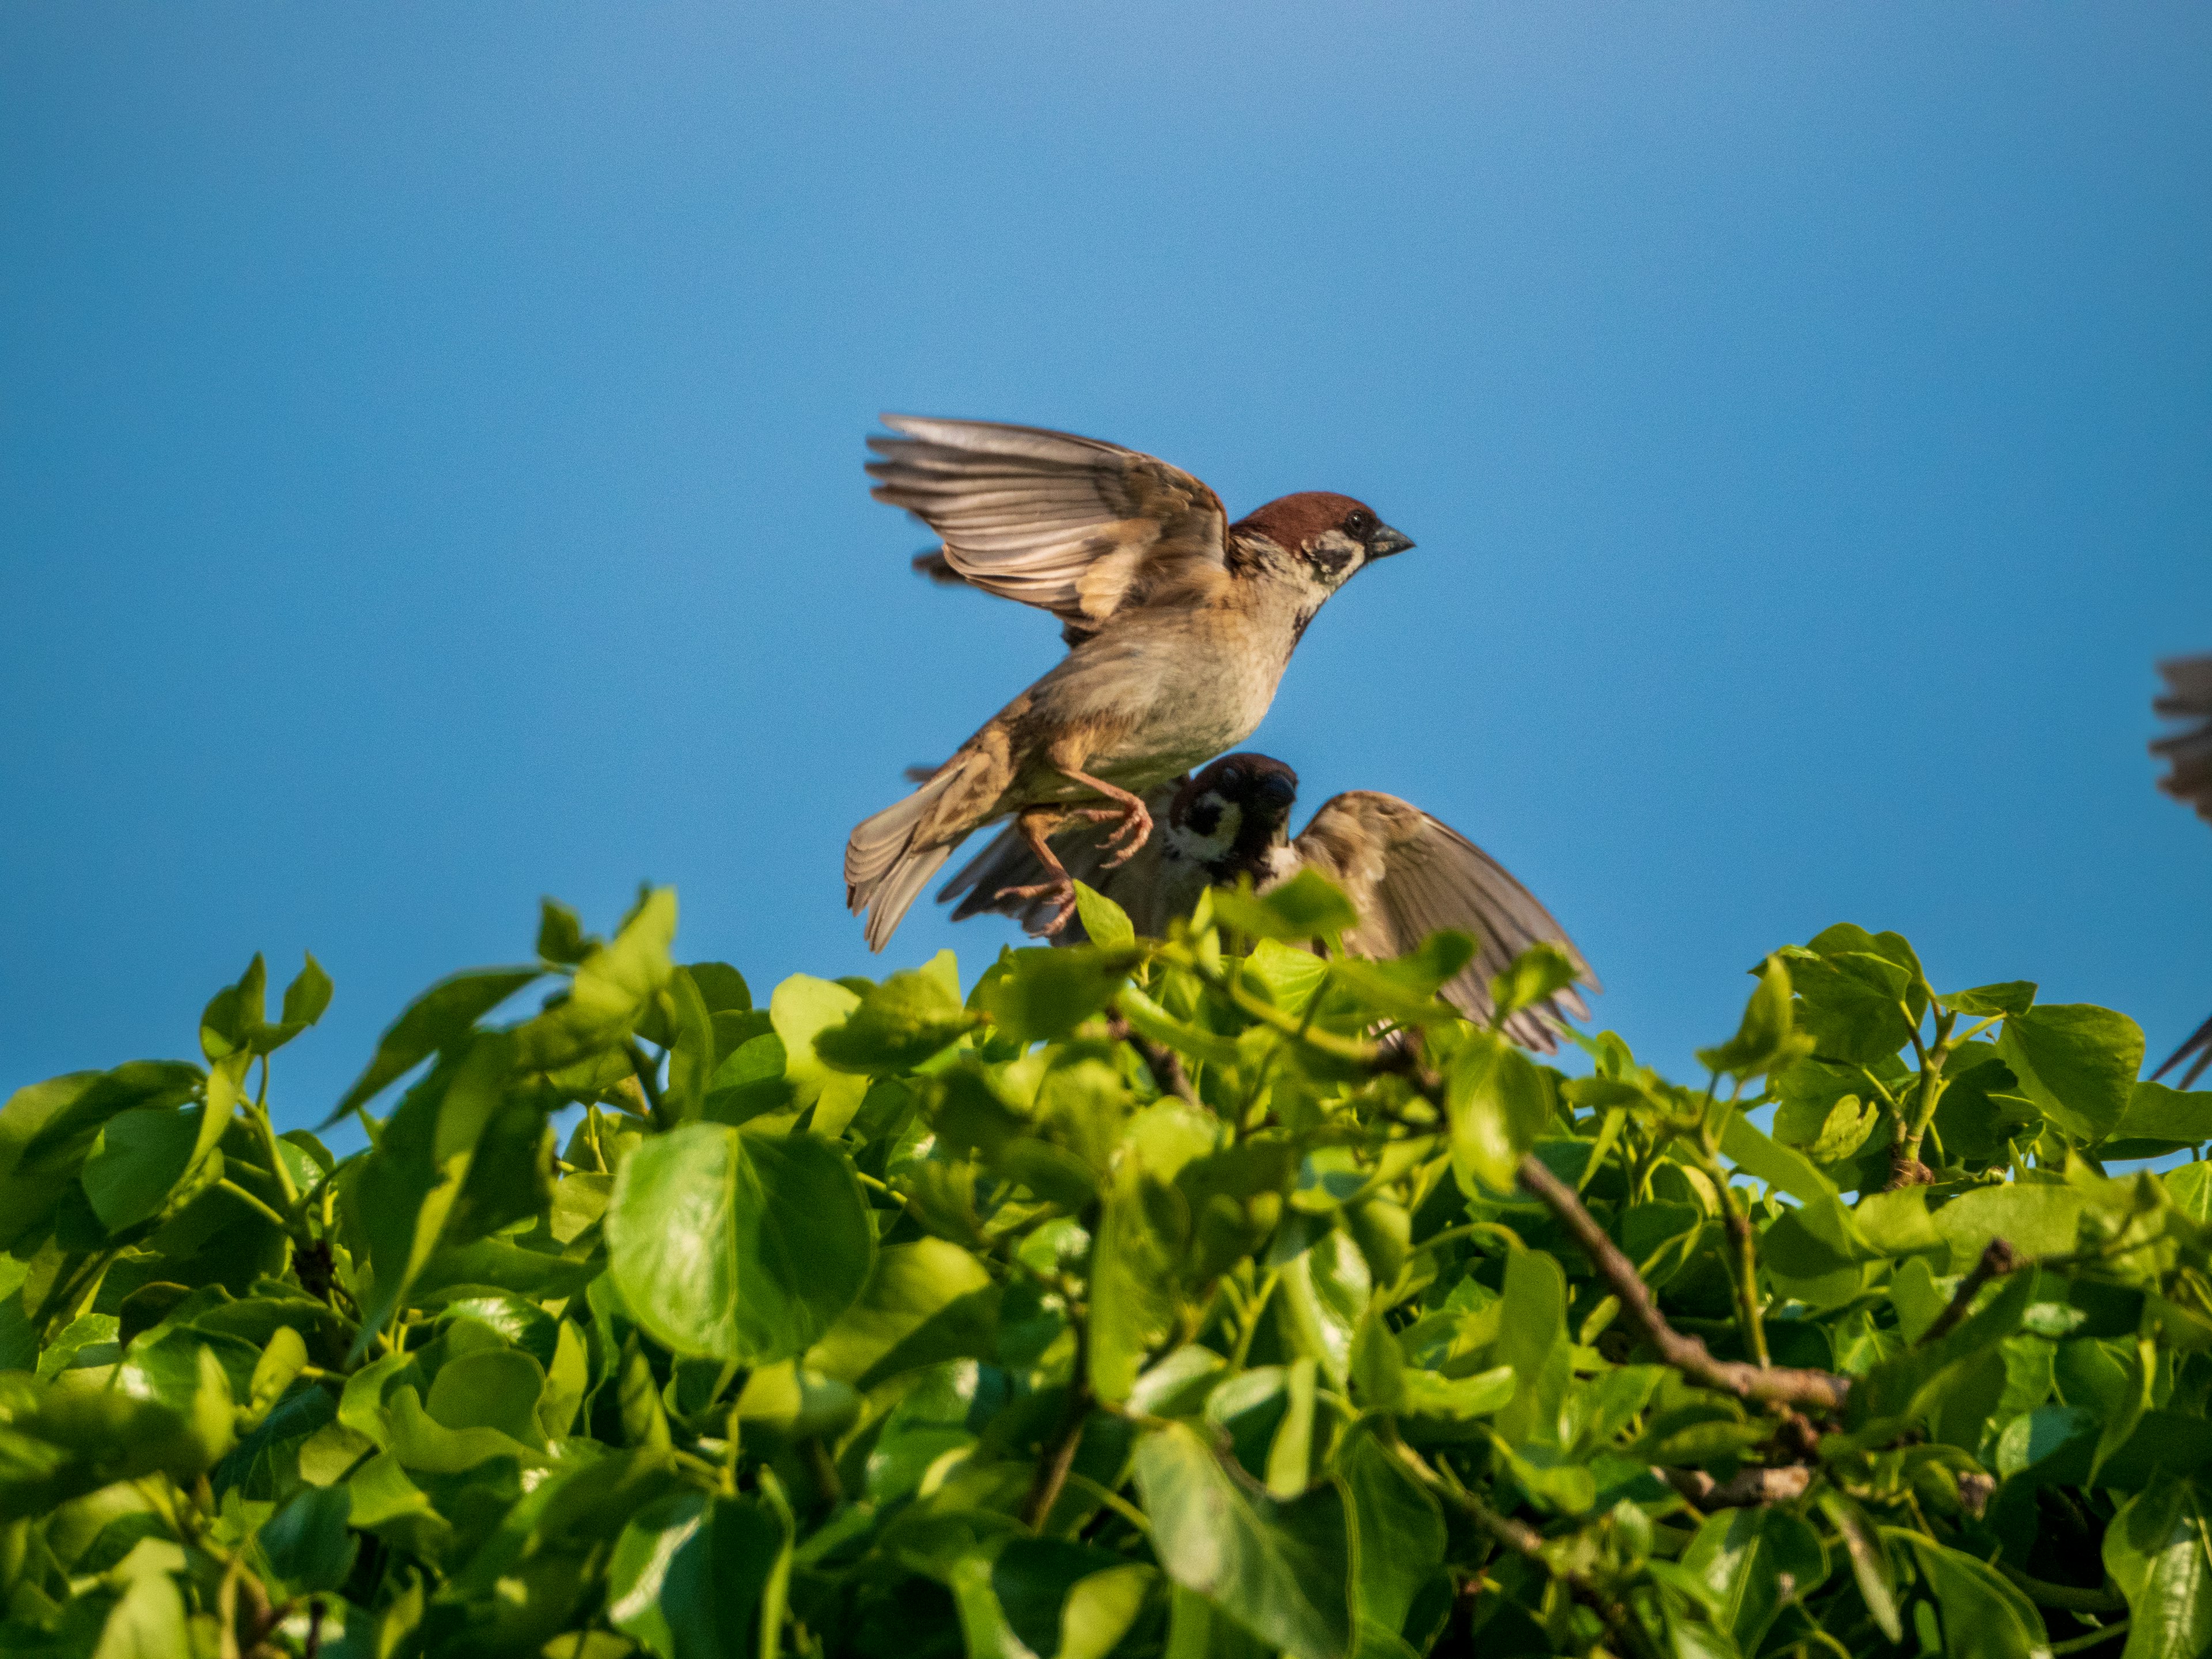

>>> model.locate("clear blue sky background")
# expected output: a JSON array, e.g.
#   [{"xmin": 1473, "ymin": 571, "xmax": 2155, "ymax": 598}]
[{"xmin": 5, "ymin": 5, "xmax": 2209, "ymax": 1142}]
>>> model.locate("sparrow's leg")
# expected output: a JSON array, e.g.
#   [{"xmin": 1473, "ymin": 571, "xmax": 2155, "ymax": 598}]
[
  {"xmin": 998, "ymin": 806, "xmax": 1081, "ymax": 938},
  {"xmin": 1048, "ymin": 765, "xmax": 1154, "ymax": 869}
]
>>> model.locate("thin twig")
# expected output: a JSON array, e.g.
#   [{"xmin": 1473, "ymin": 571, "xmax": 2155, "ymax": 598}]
[
  {"xmin": 623, "ymin": 1041, "xmax": 671, "ymax": 1130},
  {"xmin": 1514, "ymin": 1154, "xmax": 1850, "ymax": 1413},
  {"xmin": 1020, "ymin": 1325, "xmax": 1093, "ymax": 1531},
  {"xmin": 1105, "ymin": 1016, "xmax": 1199, "ymax": 1108},
  {"xmin": 1918, "ymin": 1238, "xmax": 2020, "ymax": 1346}
]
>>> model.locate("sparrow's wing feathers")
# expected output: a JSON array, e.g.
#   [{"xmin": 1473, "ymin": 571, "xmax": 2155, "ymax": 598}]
[
  {"xmin": 1297, "ymin": 792, "xmax": 1597, "ymax": 1052},
  {"xmin": 937, "ymin": 779, "xmax": 1184, "ymax": 938},
  {"xmin": 868, "ymin": 416, "xmax": 1229, "ymax": 627},
  {"xmin": 2153, "ymin": 654, "xmax": 2212, "ymax": 826}
]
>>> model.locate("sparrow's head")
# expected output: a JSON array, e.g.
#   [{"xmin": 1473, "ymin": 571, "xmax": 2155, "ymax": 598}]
[
  {"xmin": 1166, "ymin": 753, "xmax": 1301, "ymax": 881},
  {"xmin": 1227, "ymin": 493, "xmax": 1414, "ymax": 598}
]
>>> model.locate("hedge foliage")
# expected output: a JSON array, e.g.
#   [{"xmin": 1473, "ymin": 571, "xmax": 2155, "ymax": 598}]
[{"xmin": 5, "ymin": 879, "xmax": 2212, "ymax": 1658}]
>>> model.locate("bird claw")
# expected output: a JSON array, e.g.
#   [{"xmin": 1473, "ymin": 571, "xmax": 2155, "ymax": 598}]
[
  {"xmin": 1002, "ymin": 878, "xmax": 1078, "ymax": 939},
  {"xmin": 1093, "ymin": 801, "xmax": 1154, "ymax": 870}
]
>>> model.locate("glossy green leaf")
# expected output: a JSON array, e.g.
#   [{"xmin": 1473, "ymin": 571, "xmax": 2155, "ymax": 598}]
[
  {"xmin": 1681, "ymin": 1505, "xmax": 1827, "ymax": 1650},
  {"xmin": 607, "ymin": 1489, "xmax": 786, "ymax": 1659},
  {"xmin": 1212, "ymin": 868, "xmax": 1361, "ymax": 942},
  {"xmin": 1892, "ymin": 1532, "xmax": 2052, "ymax": 1659},
  {"xmin": 1133, "ymin": 1422, "xmax": 1354, "ymax": 1659},
  {"xmin": 1697, "ymin": 956, "xmax": 1812, "ymax": 1080},
  {"xmin": 326, "ymin": 964, "xmax": 540, "ymax": 1124},
  {"xmin": 815, "ymin": 967, "xmax": 981, "ymax": 1075},
  {"xmin": 2103, "ymin": 1474, "xmax": 2212, "ymax": 1659},
  {"xmin": 1997, "ymin": 1003, "xmax": 2145, "ymax": 1143},
  {"xmin": 606, "ymin": 1122, "xmax": 873, "ymax": 1363}
]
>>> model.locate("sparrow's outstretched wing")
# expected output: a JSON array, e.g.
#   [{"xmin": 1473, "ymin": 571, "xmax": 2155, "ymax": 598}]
[
  {"xmin": 937, "ymin": 778, "xmax": 1185, "ymax": 939},
  {"xmin": 868, "ymin": 417, "xmax": 1229, "ymax": 631},
  {"xmin": 2151, "ymin": 655, "xmax": 2212, "ymax": 1086},
  {"xmin": 1294, "ymin": 792, "xmax": 1598, "ymax": 1052}
]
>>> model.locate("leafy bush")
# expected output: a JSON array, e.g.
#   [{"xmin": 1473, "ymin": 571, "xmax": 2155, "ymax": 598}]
[{"xmin": 5, "ymin": 878, "xmax": 2210, "ymax": 1658}]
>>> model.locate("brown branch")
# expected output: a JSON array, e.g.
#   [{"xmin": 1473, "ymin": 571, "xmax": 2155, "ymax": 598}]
[
  {"xmin": 1020, "ymin": 1378, "xmax": 1093, "ymax": 1531},
  {"xmin": 1514, "ymin": 1154, "xmax": 1850, "ymax": 1414},
  {"xmin": 1917, "ymin": 1237, "xmax": 2019, "ymax": 1346},
  {"xmin": 1106, "ymin": 1016, "xmax": 1199, "ymax": 1108},
  {"xmin": 1657, "ymin": 1464, "xmax": 1812, "ymax": 1508}
]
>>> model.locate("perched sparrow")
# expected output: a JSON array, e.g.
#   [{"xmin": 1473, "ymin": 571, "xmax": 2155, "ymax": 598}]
[
  {"xmin": 2152, "ymin": 655, "xmax": 2212, "ymax": 1086},
  {"xmin": 844, "ymin": 418, "xmax": 1413, "ymax": 949},
  {"xmin": 938, "ymin": 752, "xmax": 1598, "ymax": 1051}
]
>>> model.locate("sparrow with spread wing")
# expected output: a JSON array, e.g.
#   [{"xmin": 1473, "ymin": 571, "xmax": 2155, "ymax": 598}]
[
  {"xmin": 844, "ymin": 418, "xmax": 1413, "ymax": 949},
  {"xmin": 938, "ymin": 752, "xmax": 1598, "ymax": 1051},
  {"xmin": 2152, "ymin": 655, "xmax": 2212, "ymax": 1087}
]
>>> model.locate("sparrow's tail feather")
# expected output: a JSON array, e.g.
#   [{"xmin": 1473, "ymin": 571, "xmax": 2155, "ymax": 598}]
[{"xmin": 846, "ymin": 755, "xmax": 987, "ymax": 950}]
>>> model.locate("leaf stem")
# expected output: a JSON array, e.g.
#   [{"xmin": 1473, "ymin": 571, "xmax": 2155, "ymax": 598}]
[{"xmin": 218, "ymin": 1179, "xmax": 293, "ymax": 1232}]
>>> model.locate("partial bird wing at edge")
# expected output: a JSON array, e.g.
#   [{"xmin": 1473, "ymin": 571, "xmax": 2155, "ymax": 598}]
[
  {"xmin": 868, "ymin": 416, "xmax": 1229, "ymax": 629},
  {"xmin": 2153, "ymin": 655, "xmax": 2212, "ymax": 827},
  {"xmin": 2151, "ymin": 654, "xmax": 2212, "ymax": 1086},
  {"xmin": 1297, "ymin": 792, "xmax": 1599, "ymax": 1054}
]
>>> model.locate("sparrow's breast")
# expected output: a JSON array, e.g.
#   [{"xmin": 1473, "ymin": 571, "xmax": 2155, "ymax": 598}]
[{"xmin": 1043, "ymin": 609, "xmax": 1293, "ymax": 786}]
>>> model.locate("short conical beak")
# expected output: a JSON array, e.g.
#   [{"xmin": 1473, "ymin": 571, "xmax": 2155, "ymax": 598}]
[{"xmin": 1366, "ymin": 524, "xmax": 1415, "ymax": 559}]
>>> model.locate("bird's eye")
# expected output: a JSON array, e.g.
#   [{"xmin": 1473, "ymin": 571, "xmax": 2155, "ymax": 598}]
[{"xmin": 1344, "ymin": 510, "xmax": 1374, "ymax": 537}]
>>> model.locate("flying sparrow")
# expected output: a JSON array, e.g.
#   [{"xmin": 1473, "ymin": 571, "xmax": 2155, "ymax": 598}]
[
  {"xmin": 844, "ymin": 418, "xmax": 1413, "ymax": 950},
  {"xmin": 2152, "ymin": 654, "xmax": 2212, "ymax": 1087},
  {"xmin": 938, "ymin": 751, "xmax": 1598, "ymax": 1051}
]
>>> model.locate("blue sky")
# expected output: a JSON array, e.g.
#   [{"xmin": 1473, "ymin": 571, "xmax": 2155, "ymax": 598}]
[{"xmin": 5, "ymin": 5, "xmax": 2208, "ymax": 1139}]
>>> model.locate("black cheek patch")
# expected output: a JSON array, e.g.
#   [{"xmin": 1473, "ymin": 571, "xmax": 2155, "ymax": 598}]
[
  {"xmin": 1185, "ymin": 801, "xmax": 1221, "ymax": 837},
  {"xmin": 1305, "ymin": 543, "xmax": 1356, "ymax": 580}
]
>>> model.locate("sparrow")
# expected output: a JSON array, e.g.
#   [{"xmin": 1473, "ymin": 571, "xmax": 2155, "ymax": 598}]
[
  {"xmin": 844, "ymin": 418, "xmax": 1414, "ymax": 950},
  {"xmin": 937, "ymin": 751, "xmax": 1599, "ymax": 1051},
  {"xmin": 2151, "ymin": 654, "xmax": 2212, "ymax": 1087}
]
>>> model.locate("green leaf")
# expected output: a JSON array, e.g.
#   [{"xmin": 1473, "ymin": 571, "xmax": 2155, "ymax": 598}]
[
  {"xmin": 1211, "ymin": 869, "xmax": 1361, "ymax": 942},
  {"xmin": 979, "ymin": 947, "xmax": 1140, "ymax": 1047},
  {"xmin": 1718, "ymin": 1112, "xmax": 1836, "ymax": 1204},
  {"xmin": 325, "ymin": 965, "xmax": 541, "ymax": 1125},
  {"xmin": 1680, "ymin": 1505, "xmax": 1828, "ymax": 1651},
  {"xmin": 257, "ymin": 1484, "xmax": 356, "ymax": 1593},
  {"xmin": 79, "ymin": 1108, "xmax": 204, "ymax": 1232},
  {"xmin": 1942, "ymin": 981, "xmax": 2037, "ymax": 1017},
  {"xmin": 2112, "ymin": 1080, "xmax": 2212, "ymax": 1145},
  {"xmin": 1338, "ymin": 1423, "xmax": 1445, "ymax": 1639},
  {"xmin": 804, "ymin": 1238, "xmax": 1000, "ymax": 1391},
  {"xmin": 605, "ymin": 1123, "xmax": 873, "ymax": 1364},
  {"xmin": 90, "ymin": 1541, "xmax": 188, "ymax": 1659},
  {"xmin": 767, "ymin": 974, "xmax": 861, "ymax": 1108},
  {"xmin": 607, "ymin": 1490, "xmax": 786, "ymax": 1659},
  {"xmin": 1997, "ymin": 1003, "xmax": 2146, "ymax": 1143},
  {"xmin": 512, "ymin": 888, "xmax": 679, "ymax": 1072},
  {"xmin": 1490, "ymin": 942, "xmax": 1584, "ymax": 1028},
  {"xmin": 280, "ymin": 953, "xmax": 335, "ymax": 1029},
  {"xmin": 1073, "ymin": 881, "xmax": 1137, "ymax": 949},
  {"xmin": 2104, "ymin": 1474, "xmax": 2212, "ymax": 1659},
  {"xmin": 1783, "ymin": 926, "xmax": 1917, "ymax": 1065},
  {"xmin": 536, "ymin": 897, "xmax": 596, "ymax": 965},
  {"xmin": 1494, "ymin": 1247, "xmax": 1570, "ymax": 1448},
  {"xmin": 1892, "ymin": 1531, "xmax": 2053, "ymax": 1659},
  {"xmin": 1088, "ymin": 1158, "xmax": 1180, "ymax": 1403},
  {"xmin": 1446, "ymin": 1031, "xmax": 1550, "ymax": 1194},
  {"xmin": 1696, "ymin": 956, "xmax": 1812, "ymax": 1080},
  {"xmin": 661, "ymin": 965, "xmax": 718, "ymax": 1123},
  {"xmin": 199, "ymin": 955, "xmax": 268, "ymax": 1061},
  {"xmin": 1815, "ymin": 1491, "xmax": 1901, "ymax": 1642},
  {"xmin": 1132, "ymin": 1422, "xmax": 1354, "ymax": 1659},
  {"xmin": 814, "ymin": 969, "xmax": 982, "ymax": 1075}
]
